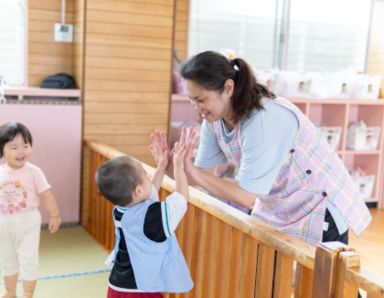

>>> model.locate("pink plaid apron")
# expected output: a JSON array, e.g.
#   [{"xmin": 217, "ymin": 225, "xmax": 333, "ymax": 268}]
[{"xmin": 212, "ymin": 97, "xmax": 371, "ymax": 245}]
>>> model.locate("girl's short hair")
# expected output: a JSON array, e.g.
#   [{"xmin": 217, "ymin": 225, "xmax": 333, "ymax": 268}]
[{"xmin": 0, "ymin": 122, "xmax": 33, "ymax": 158}]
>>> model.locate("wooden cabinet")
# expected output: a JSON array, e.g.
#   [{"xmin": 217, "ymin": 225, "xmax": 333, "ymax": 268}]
[{"xmin": 171, "ymin": 94, "xmax": 384, "ymax": 208}]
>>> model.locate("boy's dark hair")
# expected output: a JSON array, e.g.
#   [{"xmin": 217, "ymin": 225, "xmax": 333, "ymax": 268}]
[
  {"xmin": 180, "ymin": 51, "xmax": 276, "ymax": 125},
  {"xmin": 95, "ymin": 155, "xmax": 142, "ymax": 207},
  {"xmin": 0, "ymin": 122, "xmax": 33, "ymax": 158}
]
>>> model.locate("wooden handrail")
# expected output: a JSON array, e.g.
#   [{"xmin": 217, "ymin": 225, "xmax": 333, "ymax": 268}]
[
  {"xmin": 82, "ymin": 140, "xmax": 384, "ymax": 298},
  {"xmin": 85, "ymin": 140, "xmax": 315, "ymax": 268}
]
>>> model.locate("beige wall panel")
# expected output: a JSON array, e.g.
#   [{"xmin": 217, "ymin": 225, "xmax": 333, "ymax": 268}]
[
  {"xmin": 73, "ymin": 45, "xmax": 83, "ymax": 58},
  {"xmin": 176, "ymin": 11, "xmax": 188, "ymax": 22},
  {"xmin": 174, "ymin": 0, "xmax": 189, "ymax": 60},
  {"xmin": 86, "ymin": 45, "xmax": 171, "ymax": 60},
  {"xmin": 367, "ymin": 0, "xmax": 384, "ymax": 94},
  {"xmin": 175, "ymin": 0, "xmax": 188, "ymax": 11},
  {"xmin": 87, "ymin": 10, "xmax": 172, "ymax": 27},
  {"xmin": 86, "ymin": 23, "xmax": 172, "ymax": 39},
  {"xmin": 29, "ymin": 20, "xmax": 73, "ymax": 32},
  {"xmin": 28, "ymin": 0, "xmax": 76, "ymax": 86},
  {"xmin": 28, "ymin": 64, "xmax": 73, "ymax": 76},
  {"xmin": 29, "ymin": 0, "xmax": 74, "ymax": 11},
  {"xmin": 73, "ymin": 0, "xmax": 85, "ymax": 88},
  {"xmin": 29, "ymin": 55, "xmax": 73, "ymax": 67},
  {"xmin": 86, "ymin": 33, "xmax": 172, "ymax": 49},
  {"xmin": 85, "ymin": 113, "xmax": 167, "ymax": 125},
  {"xmin": 29, "ymin": 10, "xmax": 75, "ymax": 22},
  {"xmin": 29, "ymin": 43, "xmax": 73, "ymax": 56},
  {"xmin": 86, "ymin": 68, "xmax": 169, "ymax": 81},
  {"xmin": 84, "ymin": 124, "xmax": 168, "ymax": 136},
  {"xmin": 84, "ymin": 91, "xmax": 170, "ymax": 103},
  {"xmin": 85, "ymin": 102, "xmax": 169, "ymax": 114},
  {"xmin": 86, "ymin": 134, "xmax": 155, "ymax": 146},
  {"xmin": 85, "ymin": 80, "xmax": 170, "ymax": 93},
  {"xmin": 83, "ymin": 0, "xmax": 175, "ymax": 165},
  {"xmin": 85, "ymin": 57, "xmax": 171, "ymax": 72},
  {"xmin": 29, "ymin": 31, "xmax": 60, "ymax": 43},
  {"xmin": 175, "ymin": 29, "xmax": 187, "ymax": 43},
  {"xmin": 27, "ymin": 76, "xmax": 44, "ymax": 87},
  {"xmin": 87, "ymin": 1, "xmax": 173, "ymax": 16}
]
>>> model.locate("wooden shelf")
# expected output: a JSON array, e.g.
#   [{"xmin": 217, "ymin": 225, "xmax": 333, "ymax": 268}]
[
  {"xmin": 4, "ymin": 86, "xmax": 81, "ymax": 100},
  {"xmin": 291, "ymin": 97, "xmax": 384, "ymax": 105},
  {"xmin": 344, "ymin": 150, "xmax": 381, "ymax": 155},
  {"xmin": 364, "ymin": 198, "xmax": 378, "ymax": 203}
]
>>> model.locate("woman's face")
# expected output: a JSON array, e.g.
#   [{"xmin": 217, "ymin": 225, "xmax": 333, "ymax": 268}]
[{"xmin": 184, "ymin": 79, "xmax": 234, "ymax": 123}]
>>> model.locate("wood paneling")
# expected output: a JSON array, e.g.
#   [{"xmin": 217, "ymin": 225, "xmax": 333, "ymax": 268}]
[
  {"xmin": 28, "ymin": 0, "xmax": 175, "ymax": 215},
  {"xmin": 28, "ymin": 0, "xmax": 75, "ymax": 86},
  {"xmin": 174, "ymin": 0, "xmax": 189, "ymax": 60},
  {"xmin": 83, "ymin": 0, "xmax": 175, "ymax": 164},
  {"xmin": 367, "ymin": 0, "xmax": 384, "ymax": 96},
  {"xmin": 73, "ymin": 0, "xmax": 85, "ymax": 89},
  {"xmin": 83, "ymin": 141, "xmax": 384, "ymax": 298}
]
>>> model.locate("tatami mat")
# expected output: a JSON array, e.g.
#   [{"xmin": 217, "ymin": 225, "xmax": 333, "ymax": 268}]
[{"xmin": 1, "ymin": 226, "xmax": 112, "ymax": 298}]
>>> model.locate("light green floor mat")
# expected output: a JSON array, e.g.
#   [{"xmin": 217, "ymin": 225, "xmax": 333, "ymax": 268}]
[{"xmin": 0, "ymin": 226, "xmax": 112, "ymax": 298}]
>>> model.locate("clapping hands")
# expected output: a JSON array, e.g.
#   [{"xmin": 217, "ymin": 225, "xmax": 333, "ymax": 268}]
[
  {"xmin": 150, "ymin": 129, "xmax": 170, "ymax": 172},
  {"xmin": 150, "ymin": 127, "xmax": 199, "ymax": 174}
]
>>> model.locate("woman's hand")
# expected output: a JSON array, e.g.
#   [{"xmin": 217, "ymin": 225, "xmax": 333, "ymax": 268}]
[
  {"xmin": 150, "ymin": 129, "xmax": 171, "ymax": 171},
  {"xmin": 178, "ymin": 126, "xmax": 199, "ymax": 174},
  {"xmin": 173, "ymin": 141, "xmax": 186, "ymax": 172}
]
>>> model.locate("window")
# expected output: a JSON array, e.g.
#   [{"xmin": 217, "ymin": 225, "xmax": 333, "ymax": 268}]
[
  {"xmin": 188, "ymin": 0, "xmax": 373, "ymax": 72},
  {"xmin": 189, "ymin": 0, "xmax": 277, "ymax": 69},
  {"xmin": 286, "ymin": 0, "xmax": 372, "ymax": 72},
  {"xmin": 0, "ymin": 0, "xmax": 27, "ymax": 86}
]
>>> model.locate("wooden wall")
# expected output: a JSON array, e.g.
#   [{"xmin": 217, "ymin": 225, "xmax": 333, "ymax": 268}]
[
  {"xmin": 28, "ymin": 0, "xmax": 75, "ymax": 86},
  {"xmin": 174, "ymin": 0, "xmax": 189, "ymax": 61},
  {"xmin": 82, "ymin": 0, "xmax": 175, "ymax": 165},
  {"xmin": 27, "ymin": 0, "xmax": 383, "ymax": 169},
  {"xmin": 367, "ymin": 0, "xmax": 384, "ymax": 97},
  {"xmin": 28, "ymin": 0, "xmax": 176, "ymax": 165},
  {"xmin": 73, "ymin": 0, "xmax": 85, "ymax": 89}
]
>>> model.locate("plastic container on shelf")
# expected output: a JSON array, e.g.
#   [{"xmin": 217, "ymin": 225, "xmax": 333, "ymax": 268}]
[
  {"xmin": 346, "ymin": 121, "xmax": 381, "ymax": 150},
  {"xmin": 318, "ymin": 126, "xmax": 342, "ymax": 150},
  {"xmin": 350, "ymin": 170, "xmax": 375, "ymax": 200}
]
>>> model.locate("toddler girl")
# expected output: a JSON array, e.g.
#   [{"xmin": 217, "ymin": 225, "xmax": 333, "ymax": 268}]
[{"xmin": 0, "ymin": 122, "xmax": 61, "ymax": 298}]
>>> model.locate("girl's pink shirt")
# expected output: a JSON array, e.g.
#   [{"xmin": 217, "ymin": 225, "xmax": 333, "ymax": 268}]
[{"xmin": 0, "ymin": 162, "xmax": 50, "ymax": 215}]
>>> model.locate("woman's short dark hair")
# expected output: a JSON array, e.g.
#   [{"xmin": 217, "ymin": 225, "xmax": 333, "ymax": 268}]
[
  {"xmin": 0, "ymin": 122, "xmax": 33, "ymax": 158},
  {"xmin": 95, "ymin": 155, "xmax": 142, "ymax": 207},
  {"xmin": 180, "ymin": 51, "xmax": 275, "ymax": 124}
]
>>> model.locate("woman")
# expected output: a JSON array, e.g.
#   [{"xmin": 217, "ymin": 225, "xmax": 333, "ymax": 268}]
[{"xmin": 154, "ymin": 51, "xmax": 371, "ymax": 246}]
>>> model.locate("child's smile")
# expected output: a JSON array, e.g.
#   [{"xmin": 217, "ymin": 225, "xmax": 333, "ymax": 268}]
[{"xmin": 3, "ymin": 134, "xmax": 32, "ymax": 169}]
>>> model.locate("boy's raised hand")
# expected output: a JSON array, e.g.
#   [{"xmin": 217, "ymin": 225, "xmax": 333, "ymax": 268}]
[
  {"xmin": 173, "ymin": 141, "xmax": 190, "ymax": 200},
  {"xmin": 173, "ymin": 141, "xmax": 186, "ymax": 171},
  {"xmin": 178, "ymin": 126, "xmax": 199, "ymax": 173}
]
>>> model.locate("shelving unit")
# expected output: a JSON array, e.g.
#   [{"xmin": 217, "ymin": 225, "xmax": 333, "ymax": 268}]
[
  {"xmin": 290, "ymin": 98, "xmax": 384, "ymax": 208},
  {"xmin": 170, "ymin": 94, "xmax": 384, "ymax": 208}
]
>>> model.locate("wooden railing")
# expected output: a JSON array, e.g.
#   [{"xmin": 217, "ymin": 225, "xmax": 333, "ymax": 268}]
[{"xmin": 82, "ymin": 140, "xmax": 384, "ymax": 298}]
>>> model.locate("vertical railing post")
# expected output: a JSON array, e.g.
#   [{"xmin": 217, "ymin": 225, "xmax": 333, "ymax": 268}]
[
  {"xmin": 335, "ymin": 251, "xmax": 360, "ymax": 298},
  {"xmin": 311, "ymin": 242, "xmax": 350, "ymax": 298},
  {"xmin": 295, "ymin": 264, "xmax": 313, "ymax": 298}
]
